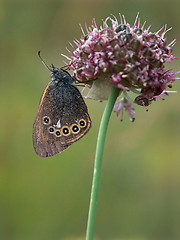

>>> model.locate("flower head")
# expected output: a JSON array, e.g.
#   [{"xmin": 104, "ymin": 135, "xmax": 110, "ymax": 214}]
[{"xmin": 63, "ymin": 13, "xmax": 177, "ymax": 121}]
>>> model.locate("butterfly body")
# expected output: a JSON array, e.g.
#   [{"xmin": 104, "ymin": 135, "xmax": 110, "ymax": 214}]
[{"xmin": 33, "ymin": 66, "xmax": 91, "ymax": 157}]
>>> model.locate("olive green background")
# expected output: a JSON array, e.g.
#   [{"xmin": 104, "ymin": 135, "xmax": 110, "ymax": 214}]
[{"xmin": 0, "ymin": 0, "xmax": 180, "ymax": 239}]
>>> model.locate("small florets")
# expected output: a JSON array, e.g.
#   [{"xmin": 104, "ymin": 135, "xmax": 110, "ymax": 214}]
[{"xmin": 63, "ymin": 13, "xmax": 178, "ymax": 121}]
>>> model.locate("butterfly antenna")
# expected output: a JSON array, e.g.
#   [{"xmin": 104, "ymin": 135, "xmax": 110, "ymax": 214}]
[{"xmin": 38, "ymin": 51, "xmax": 52, "ymax": 72}]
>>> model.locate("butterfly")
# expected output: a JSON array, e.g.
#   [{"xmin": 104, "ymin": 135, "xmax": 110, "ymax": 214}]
[{"xmin": 33, "ymin": 51, "xmax": 91, "ymax": 157}]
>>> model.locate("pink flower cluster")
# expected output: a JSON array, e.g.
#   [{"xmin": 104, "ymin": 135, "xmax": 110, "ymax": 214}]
[{"xmin": 63, "ymin": 14, "xmax": 177, "ymax": 120}]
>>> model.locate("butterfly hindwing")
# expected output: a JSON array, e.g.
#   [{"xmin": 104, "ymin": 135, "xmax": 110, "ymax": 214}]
[{"xmin": 33, "ymin": 78, "xmax": 91, "ymax": 157}]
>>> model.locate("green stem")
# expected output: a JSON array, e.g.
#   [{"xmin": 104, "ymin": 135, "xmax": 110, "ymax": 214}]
[{"xmin": 86, "ymin": 86, "xmax": 121, "ymax": 240}]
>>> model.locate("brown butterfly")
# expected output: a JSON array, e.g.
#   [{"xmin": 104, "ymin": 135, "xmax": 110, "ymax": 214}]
[{"xmin": 33, "ymin": 52, "xmax": 91, "ymax": 157}]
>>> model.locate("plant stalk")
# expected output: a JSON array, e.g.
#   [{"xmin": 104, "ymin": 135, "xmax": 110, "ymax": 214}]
[{"xmin": 86, "ymin": 87, "xmax": 121, "ymax": 240}]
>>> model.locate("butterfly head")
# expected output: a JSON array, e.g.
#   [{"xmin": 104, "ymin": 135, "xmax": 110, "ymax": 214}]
[
  {"xmin": 38, "ymin": 51, "xmax": 74, "ymax": 84},
  {"xmin": 51, "ymin": 64, "xmax": 74, "ymax": 83}
]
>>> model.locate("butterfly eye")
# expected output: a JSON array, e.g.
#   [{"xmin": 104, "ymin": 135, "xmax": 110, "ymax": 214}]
[
  {"xmin": 43, "ymin": 116, "xmax": 51, "ymax": 125},
  {"xmin": 61, "ymin": 126, "xmax": 71, "ymax": 136},
  {"xmin": 79, "ymin": 119, "xmax": 86, "ymax": 128},
  {"xmin": 71, "ymin": 124, "xmax": 80, "ymax": 134},
  {"xmin": 48, "ymin": 126, "xmax": 55, "ymax": 134},
  {"xmin": 55, "ymin": 130, "xmax": 61, "ymax": 137}
]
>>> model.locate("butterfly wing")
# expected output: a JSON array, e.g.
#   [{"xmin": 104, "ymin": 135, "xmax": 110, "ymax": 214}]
[{"xmin": 33, "ymin": 81, "xmax": 91, "ymax": 157}]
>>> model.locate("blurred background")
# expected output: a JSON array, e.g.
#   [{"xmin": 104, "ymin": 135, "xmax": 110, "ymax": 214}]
[{"xmin": 0, "ymin": 0, "xmax": 180, "ymax": 239}]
